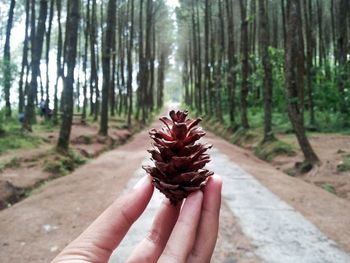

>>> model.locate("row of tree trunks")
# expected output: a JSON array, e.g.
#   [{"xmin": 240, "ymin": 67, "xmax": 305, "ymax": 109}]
[
  {"xmin": 179, "ymin": 0, "xmax": 321, "ymax": 166},
  {"xmin": 26, "ymin": 0, "xmax": 48, "ymax": 125}
]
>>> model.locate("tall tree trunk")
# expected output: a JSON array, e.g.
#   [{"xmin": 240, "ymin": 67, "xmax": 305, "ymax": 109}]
[
  {"xmin": 127, "ymin": 0, "xmax": 134, "ymax": 127},
  {"xmin": 239, "ymin": 0, "xmax": 250, "ymax": 129},
  {"xmin": 53, "ymin": 0, "xmax": 63, "ymax": 124},
  {"xmin": 45, "ymin": 0, "xmax": 54, "ymax": 118},
  {"xmin": 117, "ymin": 6, "xmax": 124, "ymax": 116},
  {"xmin": 225, "ymin": 0, "xmax": 237, "ymax": 129},
  {"xmin": 281, "ymin": 0, "xmax": 287, "ymax": 49},
  {"xmin": 316, "ymin": 0, "xmax": 324, "ymax": 68},
  {"xmin": 259, "ymin": 0, "xmax": 274, "ymax": 141},
  {"xmin": 100, "ymin": 0, "xmax": 117, "ymax": 136},
  {"xmin": 82, "ymin": 0, "xmax": 90, "ymax": 123},
  {"xmin": 26, "ymin": 0, "xmax": 48, "ymax": 126},
  {"xmin": 195, "ymin": 0, "xmax": 202, "ymax": 113},
  {"xmin": 157, "ymin": 51, "xmax": 165, "ymax": 109},
  {"xmin": 204, "ymin": 0, "xmax": 211, "ymax": 115},
  {"xmin": 90, "ymin": 0, "xmax": 99, "ymax": 119},
  {"xmin": 144, "ymin": 0, "xmax": 152, "ymax": 117},
  {"xmin": 18, "ymin": 0, "xmax": 30, "ymax": 114},
  {"xmin": 138, "ymin": 0, "xmax": 148, "ymax": 122},
  {"xmin": 215, "ymin": 0, "xmax": 224, "ymax": 121},
  {"xmin": 284, "ymin": 0, "xmax": 319, "ymax": 165},
  {"xmin": 303, "ymin": 0, "xmax": 316, "ymax": 126},
  {"xmin": 337, "ymin": 0, "xmax": 349, "ymax": 115},
  {"xmin": 57, "ymin": 0, "xmax": 80, "ymax": 152},
  {"xmin": 3, "ymin": 0, "xmax": 16, "ymax": 117}
]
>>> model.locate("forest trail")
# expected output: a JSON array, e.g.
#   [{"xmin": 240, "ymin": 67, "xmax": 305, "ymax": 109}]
[{"xmin": 1, "ymin": 119, "xmax": 350, "ymax": 263}]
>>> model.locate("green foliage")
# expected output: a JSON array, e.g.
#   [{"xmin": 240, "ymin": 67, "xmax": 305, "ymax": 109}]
[
  {"xmin": 268, "ymin": 47, "xmax": 286, "ymax": 112},
  {"xmin": 284, "ymin": 167, "xmax": 296, "ymax": 177},
  {"xmin": 231, "ymin": 127, "xmax": 260, "ymax": 146},
  {"xmin": 0, "ymin": 119, "xmax": 42, "ymax": 154},
  {"xmin": 337, "ymin": 155, "xmax": 350, "ymax": 172},
  {"xmin": 44, "ymin": 150, "xmax": 87, "ymax": 176},
  {"xmin": 254, "ymin": 139, "xmax": 296, "ymax": 161},
  {"xmin": 35, "ymin": 120, "xmax": 59, "ymax": 132},
  {"xmin": 321, "ymin": 183, "xmax": 336, "ymax": 195},
  {"xmin": 0, "ymin": 157, "xmax": 20, "ymax": 172},
  {"xmin": 0, "ymin": 110, "xmax": 5, "ymax": 135}
]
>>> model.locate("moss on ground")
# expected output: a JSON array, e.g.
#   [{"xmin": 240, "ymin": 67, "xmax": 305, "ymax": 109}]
[
  {"xmin": 254, "ymin": 139, "xmax": 296, "ymax": 161},
  {"xmin": 231, "ymin": 128, "xmax": 261, "ymax": 147},
  {"xmin": 0, "ymin": 130, "xmax": 42, "ymax": 154},
  {"xmin": 0, "ymin": 157, "xmax": 21, "ymax": 172},
  {"xmin": 321, "ymin": 183, "xmax": 337, "ymax": 194},
  {"xmin": 337, "ymin": 155, "xmax": 350, "ymax": 172},
  {"xmin": 44, "ymin": 150, "xmax": 87, "ymax": 176}
]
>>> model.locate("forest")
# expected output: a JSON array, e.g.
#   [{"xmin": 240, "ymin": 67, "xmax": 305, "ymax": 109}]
[
  {"xmin": 1, "ymin": 0, "xmax": 350, "ymax": 262},
  {"xmin": 0, "ymin": 0, "xmax": 349, "ymax": 162}
]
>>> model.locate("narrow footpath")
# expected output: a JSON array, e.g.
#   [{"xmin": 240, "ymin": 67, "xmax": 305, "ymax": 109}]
[{"xmin": 1, "ymin": 122, "xmax": 350, "ymax": 263}]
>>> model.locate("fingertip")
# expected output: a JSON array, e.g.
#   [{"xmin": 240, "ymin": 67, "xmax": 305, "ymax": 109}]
[
  {"xmin": 133, "ymin": 174, "xmax": 153, "ymax": 189},
  {"xmin": 205, "ymin": 174, "xmax": 222, "ymax": 193}
]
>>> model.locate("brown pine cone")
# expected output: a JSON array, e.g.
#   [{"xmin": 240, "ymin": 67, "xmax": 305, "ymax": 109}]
[{"xmin": 143, "ymin": 110, "xmax": 213, "ymax": 205}]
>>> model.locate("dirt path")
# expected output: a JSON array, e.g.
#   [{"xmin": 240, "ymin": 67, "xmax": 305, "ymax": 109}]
[
  {"xmin": 0, "ymin": 128, "xmax": 148, "ymax": 263},
  {"xmin": 1, "ymin": 124, "xmax": 350, "ymax": 262}
]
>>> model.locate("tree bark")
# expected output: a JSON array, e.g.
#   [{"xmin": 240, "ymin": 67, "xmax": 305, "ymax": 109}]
[
  {"xmin": 99, "ymin": 0, "xmax": 117, "ymax": 136},
  {"xmin": 259, "ymin": 0, "xmax": 274, "ymax": 141},
  {"xmin": 45, "ymin": 0, "xmax": 54, "ymax": 119},
  {"xmin": 57, "ymin": 0, "xmax": 80, "ymax": 152},
  {"xmin": 26, "ymin": 0, "xmax": 48, "ymax": 126},
  {"xmin": 239, "ymin": 0, "xmax": 250, "ymax": 129},
  {"xmin": 18, "ymin": 0, "xmax": 30, "ymax": 114},
  {"xmin": 127, "ymin": 0, "xmax": 134, "ymax": 127},
  {"xmin": 303, "ymin": 0, "xmax": 316, "ymax": 126},
  {"xmin": 337, "ymin": 0, "xmax": 349, "ymax": 115},
  {"xmin": 53, "ymin": 0, "xmax": 63, "ymax": 124},
  {"xmin": 90, "ymin": 0, "xmax": 99, "ymax": 119},
  {"xmin": 284, "ymin": 0, "xmax": 319, "ymax": 165},
  {"xmin": 82, "ymin": 0, "xmax": 90, "ymax": 123},
  {"xmin": 3, "ymin": 0, "xmax": 16, "ymax": 117},
  {"xmin": 225, "ymin": 0, "xmax": 237, "ymax": 128}
]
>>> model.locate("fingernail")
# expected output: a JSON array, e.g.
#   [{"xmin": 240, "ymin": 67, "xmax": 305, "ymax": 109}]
[{"xmin": 133, "ymin": 175, "xmax": 149, "ymax": 189}]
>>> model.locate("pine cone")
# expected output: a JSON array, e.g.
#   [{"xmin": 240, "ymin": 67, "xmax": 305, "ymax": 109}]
[{"xmin": 143, "ymin": 110, "xmax": 213, "ymax": 205}]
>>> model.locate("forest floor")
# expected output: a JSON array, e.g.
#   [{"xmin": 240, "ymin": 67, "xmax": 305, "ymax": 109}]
[
  {"xmin": 234, "ymin": 132, "xmax": 350, "ymax": 202},
  {"xmin": 0, "ymin": 117, "xmax": 138, "ymax": 210},
  {"xmin": 0, "ymin": 114, "xmax": 350, "ymax": 262},
  {"xmin": 274, "ymin": 133, "xmax": 350, "ymax": 201}
]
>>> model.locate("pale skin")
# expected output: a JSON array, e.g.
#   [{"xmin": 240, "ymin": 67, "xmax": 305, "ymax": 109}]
[{"xmin": 52, "ymin": 174, "xmax": 222, "ymax": 263}]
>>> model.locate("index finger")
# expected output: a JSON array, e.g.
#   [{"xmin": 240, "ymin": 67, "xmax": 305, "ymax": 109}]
[{"xmin": 52, "ymin": 175, "xmax": 154, "ymax": 262}]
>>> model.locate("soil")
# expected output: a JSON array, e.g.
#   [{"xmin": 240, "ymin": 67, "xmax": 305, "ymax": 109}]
[
  {"xmin": 273, "ymin": 133, "xmax": 350, "ymax": 201},
  {"xmin": 0, "ymin": 122, "xmax": 133, "ymax": 210}
]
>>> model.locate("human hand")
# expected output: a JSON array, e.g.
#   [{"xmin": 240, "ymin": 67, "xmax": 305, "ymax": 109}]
[{"xmin": 52, "ymin": 174, "xmax": 222, "ymax": 263}]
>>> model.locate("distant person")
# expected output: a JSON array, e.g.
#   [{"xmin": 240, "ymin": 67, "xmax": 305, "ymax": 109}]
[
  {"xmin": 18, "ymin": 112, "xmax": 32, "ymax": 132},
  {"xmin": 39, "ymin": 100, "xmax": 46, "ymax": 117},
  {"xmin": 18, "ymin": 112, "xmax": 25, "ymax": 124}
]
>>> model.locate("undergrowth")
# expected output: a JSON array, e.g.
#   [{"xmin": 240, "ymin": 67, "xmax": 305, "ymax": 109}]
[
  {"xmin": 337, "ymin": 155, "xmax": 350, "ymax": 172},
  {"xmin": 254, "ymin": 139, "xmax": 296, "ymax": 161},
  {"xmin": 0, "ymin": 157, "xmax": 20, "ymax": 172},
  {"xmin": 44, "ymin": 150, "xmax": 87, "ymax": 176}
]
